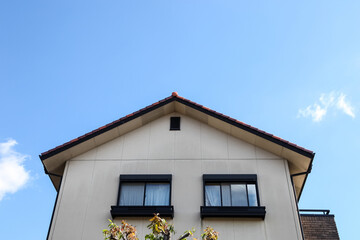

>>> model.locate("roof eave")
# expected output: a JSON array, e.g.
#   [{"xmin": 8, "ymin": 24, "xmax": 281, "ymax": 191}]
[{"xmin": 40, "ymin": 93, "xmax": 315, "ymax": 197}]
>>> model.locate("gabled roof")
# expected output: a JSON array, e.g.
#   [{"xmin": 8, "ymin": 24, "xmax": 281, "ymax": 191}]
[{"xmin": 40, "ymin": 92, "xmax": 315, "ymax": 199}]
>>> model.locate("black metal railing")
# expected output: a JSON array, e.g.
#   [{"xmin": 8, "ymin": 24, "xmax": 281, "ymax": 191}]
[{"xmin": 299, "ymin": 209, "xmax": 330, "ymax": 215}]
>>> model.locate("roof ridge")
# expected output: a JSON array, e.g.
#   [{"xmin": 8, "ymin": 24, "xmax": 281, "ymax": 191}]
[{"xmin": 40, "ymin": 92, "xmax": 314, "ymax": 160}]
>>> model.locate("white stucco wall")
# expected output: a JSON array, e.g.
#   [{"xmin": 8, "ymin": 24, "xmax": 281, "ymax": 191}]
[{"xmin": 49, "ymin": 114, "xmax": 302, "ymax": 240}]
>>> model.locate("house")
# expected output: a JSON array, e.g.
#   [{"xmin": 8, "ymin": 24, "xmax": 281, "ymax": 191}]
[{"xmin": 40, "ymin": 92, "xmax": 339, "ymax": 240}]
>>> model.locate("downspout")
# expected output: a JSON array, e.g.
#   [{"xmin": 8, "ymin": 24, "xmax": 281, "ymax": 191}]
[
  {"xmin": 44, "ymin": 166, "xmax": 63, "ymax": 240},
  {"xmin": 290, "ymin": 167, "xmax": 312, "ymax": 240}
]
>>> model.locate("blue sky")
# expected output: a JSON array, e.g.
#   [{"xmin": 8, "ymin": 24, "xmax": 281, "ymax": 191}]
[{"xmin": 1, "ymin": 1, "xmax": 359, "ymax": 239}]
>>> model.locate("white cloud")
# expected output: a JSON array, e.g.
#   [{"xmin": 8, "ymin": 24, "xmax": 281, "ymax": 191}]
[
  {"xmin": 298, "ymin": 92, "xmax": 356, "ymax": 122},
  {"xmin": 319, "ymin": 92, "xmax": 335, "ymax": 108},
  {"xmin": 0, "ymin": 139, "xmax": 30, "ymax": 201},
  {"xmin": 337, "ymin": 93, "xmax": 355, "ymax": 118},
  {"xmin": 298, "ymin": 104, "xmax": 327, "ymax": 122}
]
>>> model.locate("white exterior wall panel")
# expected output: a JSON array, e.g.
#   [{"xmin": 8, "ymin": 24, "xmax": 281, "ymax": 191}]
[{"xmin": 50, "ymin": 114, "xmax": 302, "ymax": 240}]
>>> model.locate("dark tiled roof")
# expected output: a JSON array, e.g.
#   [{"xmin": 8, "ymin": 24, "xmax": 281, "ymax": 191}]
[
  {"xmin": 301, "ymin": 214, "xmax": 340, "ymax": 240},
  {"xmin": 40, "ymin": 92, "xmax": 315, "ymax": 160}
]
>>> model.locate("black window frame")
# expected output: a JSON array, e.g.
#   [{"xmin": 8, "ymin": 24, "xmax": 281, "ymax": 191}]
[
  {"xmin": 201, "ymin": 174, "xmax": 266, "ymax": 219},
  {"xmin": 170, "ymin": 116, "xmax": 181, "ymax": 130},
  {"xmin": 111, "ymin": 174, "xmax": 174, "ymax": 218}
]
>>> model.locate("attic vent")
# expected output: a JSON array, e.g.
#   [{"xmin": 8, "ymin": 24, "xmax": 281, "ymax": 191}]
[{"xmin": 170, "ymin": 117, "xmax": 181, "ymax": 131}]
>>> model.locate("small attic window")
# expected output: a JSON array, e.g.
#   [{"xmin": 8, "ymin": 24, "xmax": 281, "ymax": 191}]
[{"xmin": 170, "ymin": 117, "xmax": 181, "ymax": 131}]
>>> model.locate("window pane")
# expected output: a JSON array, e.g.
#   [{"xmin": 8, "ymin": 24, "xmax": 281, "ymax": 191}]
[
  {"xmin": 119, "ymin": 183, "xmax": 144, "ymax": 206},
  {"xmin": 145, "ymin": 183, "xmax": 170, "ymax": 206},
  {"xmin": 231, "ymin": 184, "xmax": 248, "ymax": 206},
  {"xmin": 221, "ymin": 184, "xmax": 231, "ymax": 206},
  {"xmin": 205, "ymin": 184, "xmax": 221, "ymax": 206},
  {"xmin": 247, "ymin": 184, "xmax": 258, "ymax": 206}
]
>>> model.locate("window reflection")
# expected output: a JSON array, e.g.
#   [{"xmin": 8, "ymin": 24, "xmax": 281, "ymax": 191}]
[{"xmin": 205, "ymin": 183, "xmax": 258, "ymax": 207}]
